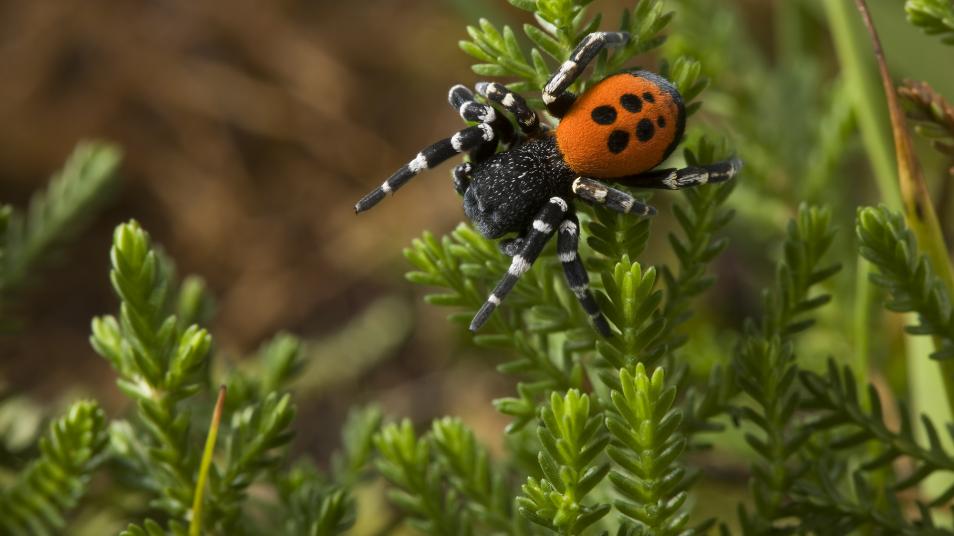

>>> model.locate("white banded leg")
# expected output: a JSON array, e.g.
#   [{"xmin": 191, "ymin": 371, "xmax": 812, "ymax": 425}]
[
  {"xmin": 617, "ymin": 157, "xmax": 743, "ymax": 190},
  {"xmin": 452, "ymin": 162, "xmax": 472, "ymax": 196},
  {"xmin": 475, "ymin": 82, "xmax": 541, "ymax": 135},
  {"xmin": 543, "ymin": 31, "xmax": 629, "ymax": 117},
  {"xmin": 470, "ymin": 197, "xmax": 569, "ymax": 332},
  {"xmin": 558, "ymin": 214, "xmax": 611, "ymax": 337},
  {"xmin": 448, "ymin": 84, "xmax": 496, "ymax": 123},
  {"xmin": 448, "ymin": 83, "xmax": 514, "ymax": 158},
  {"xmin": 572, "ymin": 177, "xmax": 656, "ymax": 216},
  {"xmin": 354, "ymin": 124, "xmax": 495, "ymax": 213}
]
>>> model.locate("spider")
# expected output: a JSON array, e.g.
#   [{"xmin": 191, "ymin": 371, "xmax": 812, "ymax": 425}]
[{"xmin": 355, "ymin": 31, "xmax": 741, "ymax": 337}]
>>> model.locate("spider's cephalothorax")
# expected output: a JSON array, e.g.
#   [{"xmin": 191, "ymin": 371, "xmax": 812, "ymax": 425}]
[{"xmin": 355, "ymin": 31, "xmax": 741, "ymax": 337}]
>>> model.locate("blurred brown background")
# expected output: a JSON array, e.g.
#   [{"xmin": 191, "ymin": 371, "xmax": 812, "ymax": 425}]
[{"xmin": 0, "ymin": 0, "xmax": 525, "ymax": 464}]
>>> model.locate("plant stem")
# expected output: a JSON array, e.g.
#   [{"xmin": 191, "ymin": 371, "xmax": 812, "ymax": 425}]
[
  {"xmin": 852, "ymin": 257, "xmax": 872, "ymax": 397},
  {"xmin": 190, "ymin": 385, "xmax": 227, "ymax": 536}
]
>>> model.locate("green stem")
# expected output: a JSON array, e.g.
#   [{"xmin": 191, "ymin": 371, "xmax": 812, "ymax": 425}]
[
  {"xmin": 190, "ymin": 385, "xmax": 226, "ymax": 536},
  {"xmin": 852, "ymin": 257, "xmax": 872, "ymax": 397}
]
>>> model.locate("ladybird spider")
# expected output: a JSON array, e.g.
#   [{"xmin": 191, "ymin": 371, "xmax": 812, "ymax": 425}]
[{"xmin": 355, "ymin": 31, "xmax": 741, "ymax": 337}]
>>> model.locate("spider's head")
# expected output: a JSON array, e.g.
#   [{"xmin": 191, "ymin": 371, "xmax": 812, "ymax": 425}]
[{"xmin": 555, "ymin": 70, "xmax": 685, "ymax": 179}]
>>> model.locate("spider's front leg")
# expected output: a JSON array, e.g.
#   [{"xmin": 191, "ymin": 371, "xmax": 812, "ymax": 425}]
[
  {"xmin": 475, "ymin": 82, "xmax": 541, "ymax": 136},
  {"xmin": 470, "ymin": 197, "xmax": 568, "ymax": 332},
  {"xmin": 354, "ymin": 85, "xmax": 512, "ymax": 214},
  {"xmin": 543, "ymin": 31, "xmax": 629, "ymax": 117}
]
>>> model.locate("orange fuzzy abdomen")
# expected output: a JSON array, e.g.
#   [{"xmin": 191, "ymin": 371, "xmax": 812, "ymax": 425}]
[{"xmin": 555, "ymin": 71, "xmax": 683, "ymax": 179}]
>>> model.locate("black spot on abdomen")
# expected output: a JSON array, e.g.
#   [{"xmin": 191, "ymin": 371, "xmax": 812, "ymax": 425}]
[
  {"xmin": 620, "ymin": 94, "xmax": 642, "ymax": 113},
  {"xmin": 643, "ymin": 92, "xmax": 655, "ymax": 103},
  {"xmin": 657, "ymin": 116, "xmax": 666, "ymax": 128},
  {"xmin": 636, "ymin": 119, "xmax": 655, "ymax": 142},
  {"xmin": 608, "ymin": 130, "xmax": 630, "ymax": 153},
  {"xmin": 591, "ymin": 105, "xmax": 617, "ymax": 125}
]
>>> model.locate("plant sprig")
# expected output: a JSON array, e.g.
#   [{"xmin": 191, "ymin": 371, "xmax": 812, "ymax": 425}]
[
  {"xmin": 905, "ymin": 0, "xmax": 954, "ymax": 44},
  {"xmin": 517, "ymin": 389, "xmax": 610, "ymax": 535},
  {"xmin": 0, "ymin": 401, "xmax": 108, "ymax": 536},
  {"xmin": 857, "ymin": 205, "xmax": 954, "ymax": 360}
]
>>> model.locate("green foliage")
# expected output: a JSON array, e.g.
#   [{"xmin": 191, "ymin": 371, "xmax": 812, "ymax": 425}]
[
  {"xmin": 906, "ymin": 0, "xmax": 954, "ymax": 44},
  {"xmin": 271, "ymin": 405, "xmax": 381, "ymax": 536},
  {"xmin": 460, "ymin": 0, "xmax": 675, "ymax": 107},
  {"xmin": 857, "ymin": 205, "xmax": 954, "ymax": 360},
  {"xmin": 0, "ymin": 401, "xmax": 108, "ymax": 536},
  {"xmin": 431, "ymin": 417, "xmax": 515, "ymax": 533},
  {"xmin": 659, "ymin": 143, "xmax": 735, "ymax": 354},
  {"xmin": 205, "ymin": 392, "xmax": 296, "ymax": 531},
  {"xmin": 733, "ymin": 205, "xmax": 840, "ymax": 530},
  {"xmin": 91, "ymin": 220, "xmax": 212, "ymax": 517},
  {"xmin": 518, "ymin": 390, "xmax": 610, "ymax": 534},
  {"xmin": 802, "ymin": 360, "xmax": 954, "ymax": 509},
  {"xmin": 374, "ymin": 415, "xmax": 520, "ymax": 536},
  {"xmin": 605, "ymin": 365, "xmax": 695, "ymax": 535},
  {"xmin": 275, "ymin": 463, "xmax": 355, "ymax": 536},
  {"xmin": 0, "ymin": 142, "xmax": 121, "ymax": 311},
  {"xmin": 86, "ymin": 220, "xmax": 354, "ymax": 535},
  {"xmin": 374, "ymin": 419, "xmax": 471, "ymax": 534}
]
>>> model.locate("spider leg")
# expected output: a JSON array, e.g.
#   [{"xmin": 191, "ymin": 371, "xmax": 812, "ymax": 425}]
[
  {"xmin": 474, "ymin": 82, "xmax": 541, "ymax": 136},
  {"xmin": 497, "ymin": 236, "xmax": 525, "ymax": 257},
  {"xmin": 614, "ymin": 157, "xmax": 742, "ymax": 190},
  {"xmin": 449, "ymin": 84, "xmax": 515, "ymax": 159},
  {"xmin": 452, "ymin": 163, "xmax": 472, "ymax": 196},
  {"xmin": 543, "ymin": 31, "xmax": 629, "ymax": 118},
  {"xmin": 354, "ymin": 123, "xmax": 495, "ymax": 213},
  {"xmin": 470, "ymin": 197, "xmax": 568, "ymax": 332},
  {"xmin": 572, "ymin": 177, "xmax": 656, "ymax": 216},
  {"xmin": 557, "ymin": 213, "xmax": 611, "ymax": 337}
]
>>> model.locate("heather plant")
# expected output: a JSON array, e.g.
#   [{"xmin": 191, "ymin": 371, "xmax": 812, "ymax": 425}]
[{"xmin": 4, "ymin": 0, "xmax": 954, "ymax": 534}]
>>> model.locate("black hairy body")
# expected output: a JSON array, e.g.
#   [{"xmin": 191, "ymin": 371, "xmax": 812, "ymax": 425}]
[{"xmin": 463, "ymin": 136, "xmax": 574, "ymax": 239}]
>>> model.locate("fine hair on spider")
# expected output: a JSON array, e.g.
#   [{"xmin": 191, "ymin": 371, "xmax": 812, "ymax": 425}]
[{"xmin": 355, "ymin": 31, "xmax": 741, "ymax": 337}]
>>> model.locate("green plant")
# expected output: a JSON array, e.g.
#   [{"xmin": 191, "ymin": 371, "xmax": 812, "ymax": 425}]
[
  {"xmin": 0, "ymin": 401, "xmax": 107, "ymax": 536},
  {"xmin": 0, "ymin": 142, "xmax": 121, "ymax": 315},
  {"xmin": 906, "ymin": 0, "xmax": 954, "ymax": 44}
]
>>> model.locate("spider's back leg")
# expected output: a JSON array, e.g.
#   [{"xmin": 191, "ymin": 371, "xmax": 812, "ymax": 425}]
[
  {"xmin": 572, "ymin": 177, "xmax": 656, "ymax": 216},
  {"xmin": 558, "ymin": 213, "xmax": 611, "ymax": 336},
  {"xmin": 470, "ymin": 197, "xmax": 568, "ymax": 332},
  {"xmin": 613, "ymin": 157, "xmax": 743, "ymax": 190}
]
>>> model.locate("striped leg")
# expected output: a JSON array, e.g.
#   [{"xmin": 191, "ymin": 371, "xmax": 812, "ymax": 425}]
[
  {"xmin": 543, "ymin": 32, "xmax": 629, "ymax": 117},
  {"xmin": 572, "ymin": 177, "xmax": 656, "ymax": 216},
  {"xmin": 616, "ymin": 157, "xmax": 743, "ymax": 190},
  {"xmin": 354, "ymin": 123, "xmax": 495, "ymax": 213},
  {"xmin": 452, "ymin": 162, "xmax": 472, "ymax": 196},
  {"xmin": 449, "ymin": 84, "xmax": 496, "ymax": 123},
  {"xmin": 470, "ymin": 197, "xmax": 569, "ymax": 332},
  {"xmin": 558, "ymin": 214, "xmax": 611, "ymax": 337},
  {"xmin": 475, "ymin": 82, "xmax": 541, "ymax": 135},
  {"xmin": 448, "ymin": 83, "xmax": 514, "ymax": 159}
]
